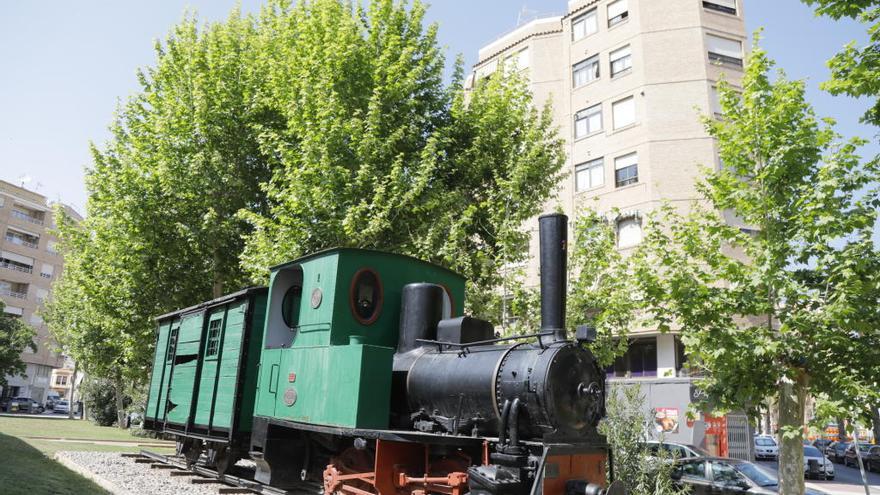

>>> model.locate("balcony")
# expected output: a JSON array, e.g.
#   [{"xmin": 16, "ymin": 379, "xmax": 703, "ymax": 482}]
[
  {"xmin": 10, "ymin": 209, "xmax": 44, "ymax": 226},
  {"xmin": 0, "ymin": 260, "xmax": 33, "ymax": 274},
  {"xmin": 0, "ymin": 287, "xmax": 27, "ymax": 299},
  {"xmin": 5, "ymin": 233, "xmax": 39, "ymax": 249}
]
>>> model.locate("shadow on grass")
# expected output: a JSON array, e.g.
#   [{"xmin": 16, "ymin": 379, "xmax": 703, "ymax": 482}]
[{"xmin": 0, "ymin": 432, "xmax": 109, "ymax": 495}]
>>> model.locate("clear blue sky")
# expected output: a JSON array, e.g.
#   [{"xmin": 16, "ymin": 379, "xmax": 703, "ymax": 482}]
[{"xmin": 0, "ymin": 0, "xmax": 874, "ymax": 215}]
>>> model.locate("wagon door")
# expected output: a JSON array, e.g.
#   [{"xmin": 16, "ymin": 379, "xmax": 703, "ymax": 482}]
[
  {"xmin": 145, "ymin": 319, "xmax": 173, "ymax": 426},
  {"xmin": 165, "ymin": 311, "xmax": 205, "ymax": 428}
]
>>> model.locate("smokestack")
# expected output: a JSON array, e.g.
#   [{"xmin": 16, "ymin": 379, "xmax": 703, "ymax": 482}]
[{"xmin": 538, "ymin": 213, "xmax": 568, "ymax": 340}]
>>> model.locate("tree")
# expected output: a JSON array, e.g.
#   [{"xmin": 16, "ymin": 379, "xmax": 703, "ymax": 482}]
[
  {"xmin": 802, "ymin": 0, "xmax": 880, "ymax": 127},
  {"xmin": 631, "ymin": 41, "xmax": 880, "ymax": 495},
  {"xmin": 239, "ymin": 0, "xmax": 565, "ymax": 309},
  {"xmin": 599, "ymin": 384, "xmax": 688, "ymax": 495},
  {"xmin": 46, "ymin": 0, "xmax": 564, "ymax": 412},
  {"xmin": 0, "ymin": 301, "xmax": 36, "ymax": 389}
]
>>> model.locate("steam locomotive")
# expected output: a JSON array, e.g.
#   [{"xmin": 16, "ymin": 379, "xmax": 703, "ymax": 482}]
[{"xmin": 143, "ymin": 213, "xmax": 618, "ymax": 495}]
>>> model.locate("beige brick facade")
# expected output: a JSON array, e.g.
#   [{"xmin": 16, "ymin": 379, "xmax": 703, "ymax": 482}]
[{"xmin": 0, "ymin": 179, "xmax": 81, "ymax": 403}]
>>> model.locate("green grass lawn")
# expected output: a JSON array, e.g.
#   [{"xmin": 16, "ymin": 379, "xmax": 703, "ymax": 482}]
[
  {"xmin": 0, "ymin": 415, "xmax": 176, "ymax": 454},
  {"xmin": 0, "ymin": 432, "xmax": 111, "ymax": 494}
]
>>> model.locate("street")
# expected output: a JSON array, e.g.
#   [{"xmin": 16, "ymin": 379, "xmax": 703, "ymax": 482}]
[{"xmin": 756, "ymin": 460, "xmax": 880, "ymax": 495}]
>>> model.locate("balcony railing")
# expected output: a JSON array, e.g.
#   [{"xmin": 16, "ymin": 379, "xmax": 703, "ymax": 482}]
[
  {"xmin": 5, "ymin": 234, "xmax": 39, "ymax": 249},
  {"xmin": 10, "ymin": 209, "xmax": 44, "ymax": 226},
  {"xmin": 709, "ymin": 52, "xmax": 744, "ymax": 68},
  {"xmin": 0, "ymin": 261, "xmax": 33, "ymax": 274},
  {"xmin": 0, "ymin": 287, "xmax": 27, "ymax": 299}
]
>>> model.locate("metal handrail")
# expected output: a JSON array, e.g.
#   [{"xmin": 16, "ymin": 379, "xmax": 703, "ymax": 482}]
[
  {"xmin": 4, "ymin": 234, "xmax": 38, "ymax": 249},
  {"xmin": 0, "ymin": 287, "xmax": 27, "ymax": 299},
  {"xmin": 10, "ymin": 209, "xmax": 44, "ymax": 226},
  {"xmin": 0, "ymin": 261, "xmax": 33, "ymax": 274}
]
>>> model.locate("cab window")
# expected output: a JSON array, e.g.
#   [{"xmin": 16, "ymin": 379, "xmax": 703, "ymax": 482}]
[{"xmin": 350, "ymin": 268, "xmax": 382, "ymax": 324}]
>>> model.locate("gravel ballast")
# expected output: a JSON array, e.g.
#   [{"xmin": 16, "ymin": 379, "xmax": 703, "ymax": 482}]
[{"xmin": 55, "ymin": 451, "xmax": 221, "ymax": 495}]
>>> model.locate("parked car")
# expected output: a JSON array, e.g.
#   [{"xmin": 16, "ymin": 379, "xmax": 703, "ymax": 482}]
[
  {"xmin": 825, "ymin": 441, "xmax": 850, "ymax": 463},
  {"xmin": 803, "ymin": 445, "xmax": 834, "ymax": 480},
  {"xmin": 8, "ymin": 397, "xmax": 43, "ymax": 414},
  {"xmin": 860, "ymin": 445, "xmax": 880, "ymax": 472},
  {"xmin": 672, "ymin": 457, "xmax": 830, "ymax": 494},
  {"xmin": 811, "ymin": 438, "xmax": 833, "ymax": 451},
  {"xmin": 645, "ymin": 440, "xmax": 709, "ymax": 459},
  {"xmin": 52, "ymin": 400, "xmax": 70, "ymax": 414},
  {"xmin": 843, "ymin": 443, "xmax": 872, "ymax": 468},
  {"xmin": 0, "ymin": 397, "xmax": 10, "ymax": 412},
  {"xmin": 754, "ymin": 436, "xmax": 779, "ymax": 460}
]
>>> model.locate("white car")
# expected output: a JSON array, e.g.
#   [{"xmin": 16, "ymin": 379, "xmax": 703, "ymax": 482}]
[
  {"xmin": 53, "ymin": 400, "xmax": 70, "ymax": 414},
  {"xmin": 754, "ymin": 435, "xmax": 778, "ymax": 460},
  {"xmin": 803, "ymin": 445, "xmax": 835, "ymax": 479}
]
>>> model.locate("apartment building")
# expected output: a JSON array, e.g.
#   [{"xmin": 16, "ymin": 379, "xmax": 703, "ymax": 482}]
[
  {"xmin": 468, "ymin": 0, "xmax": 748, "ymax": 454},
  {"xmin": 0, "ymin": 179, "xmax": 81, "ymax": 403}
]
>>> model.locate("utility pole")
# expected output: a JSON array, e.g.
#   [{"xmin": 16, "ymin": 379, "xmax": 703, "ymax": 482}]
[
  {"xmin": 68, "ymin": 361, "xmax": 77, "ymax": 420},
  {"xmin": 851, "ymin": 424, "xmax": 871, "ymax": 495}
]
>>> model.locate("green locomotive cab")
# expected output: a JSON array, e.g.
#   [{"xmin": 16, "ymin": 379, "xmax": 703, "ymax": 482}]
[{"xmin": 254, "ymin": 248, "xmax": 465, "ymax": 429}]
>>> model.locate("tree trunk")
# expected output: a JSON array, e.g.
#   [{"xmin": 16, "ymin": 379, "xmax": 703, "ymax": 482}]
[
  {"xmin": 837, "ymin": 417, "xmax": 848, "ymax": 442},
  {"xmin": 777, "ymin": 371, "xmax": 808, "ymax": 495},
  {"xmin": 114, "ymin": 375, "xmax": 127, "ymax": 429},
  {"xmin": 764, "ymin": 401, "xmax": 772, "ymax": 435},
  {"xmin": 68, "ymin": 361, "xmax": 78, "ymax": 420}
]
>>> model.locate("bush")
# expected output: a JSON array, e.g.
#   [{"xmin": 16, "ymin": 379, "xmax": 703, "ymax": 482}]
[
  {"xmin": 598, "ymin": 384, "xmax": 689, "ymax": 495},
  {"xmin": 80, "ymin": 378, "xmax": 130, "ymax": 427}
]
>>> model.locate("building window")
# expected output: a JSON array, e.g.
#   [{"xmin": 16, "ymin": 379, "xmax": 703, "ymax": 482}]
[
  {"xmin": 501, "ymin": 296, "xmax": 519, "ymax": 328},
  {"xmin": 615, "ymin": 152, "xmax": 639, "ymax": 187},
  {"xmin": 40, "ymin": 263, "xmax": 54, "ymax": 279},
  {"xmin": 612, "ymin": 96, "xmax": 636, "ymax": 129},
  {"xmin": 574, "ymin": 104, "xmax": 603, "ymax": 139},
  {"xmin": 575, "ymin": 158, "xmax": 604, "ymax": 192},
  {"xmin": 572, "ymin": 9, "xmax": 598, "ymax": 41},
  {"xmin": 608, "ymin": 0, "xmax": 629, "ymax": 27},
  {"xmin": 205, "ymin": 319, "xmax": 222, "ymax": 358},
  {"xmin": 55, "ymin": 375, "xmax": 68, "ymax": 386},
  {"xmin": 608, "ymin": 337, "xmax": 656, "ymax": 377},
  {"xmin": 617, "ymin": 216, "xmax": 643, "ymax": 248},
  {"xmin": 35, "ymin": 364, "xmax": 51, "ymax": 378},
  {"xmin": 707, "ymin": 34, "xmax": 743, "ymax": 67},
  {"xmin": 505, "ymin": 47, "xmax": 529, "ymax": 71},
  {"xmin": 610, "ymin": 45, "xmax": 632, "ymax": 77},
  {"xmin": 1, "ymin": 251, "xmax": 34, "ymax": 274},
  {"xmin": 704, "ymin": 0, "xmax": 737, "ymax": 15},
  {"xmin": 5, "ymin": 228, "xmax": 39, "ymax": 249},
  {"xmin": 573, "ymin": 55, "xmax": 600, "ymax": 88}
]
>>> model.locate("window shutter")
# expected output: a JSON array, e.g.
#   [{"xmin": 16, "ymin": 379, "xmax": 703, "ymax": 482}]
[
  {"xmin": 3, "ymin": 305, "xmax": 23, "ymax": 316},
  {"xmin": 1, "ymin": 250, "xmax": 34, "ymax": 266},
  {"xmin": 608, "ymin": 0, "xmax": 628, "ymax": 19},
  {"xmin": 709, "ymin": 0, "xmax": 736, "ymax": 9},
  {"xmin": 706, "ymin": 35, "xmax": 741, "ymax": 59},
  {"xmin": 617, "ymin": 217, "xmax": 642, "ymax": 248},
  {"xmin": 613, "ymin": 97, "xmax": 636, "ymax": 128},
  {"xmin": 615, "ymin": 152, "xmax": 638, "ymax": 170},
  {"xmin": 611, "ymin": 45, "xmax": 631, "ymax": 61}
]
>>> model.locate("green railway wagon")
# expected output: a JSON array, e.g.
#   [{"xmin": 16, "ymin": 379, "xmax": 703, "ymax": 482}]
[{"xmin": 144, "ymin": 286, "xmax": 267, "ymax": 468}]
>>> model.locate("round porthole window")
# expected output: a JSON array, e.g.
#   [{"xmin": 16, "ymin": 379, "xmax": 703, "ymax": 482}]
[
  {"xmin": 350, "ymin": 268, "xmax": 382, "ymax": 325},
  {"xmin": 281, "ymin": 285, "xmax": 302, "ymax": 328}
]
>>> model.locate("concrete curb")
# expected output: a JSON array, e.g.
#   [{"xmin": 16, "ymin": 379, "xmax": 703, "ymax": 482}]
[{"xmin": 54, "ymin": 452, "xmax": 127, "ymax": 495}]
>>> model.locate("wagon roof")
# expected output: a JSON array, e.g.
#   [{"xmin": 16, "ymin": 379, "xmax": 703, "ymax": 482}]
[{"xmin": 154, "ymin": 286, "xmax": 267, "ymax": 321}]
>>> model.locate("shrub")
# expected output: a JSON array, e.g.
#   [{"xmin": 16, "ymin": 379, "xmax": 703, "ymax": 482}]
[{"xmin": 80, "ymin": 378, "xmax": 130, "ymax": 427}]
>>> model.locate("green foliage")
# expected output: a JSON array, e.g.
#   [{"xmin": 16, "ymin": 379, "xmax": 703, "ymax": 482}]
[
  {"xmin": 599, "ymin": 384, "xmax": 689, "ymax": 495},
  {"xmin": 802, "ymin": 1, "xmax": 880, "ymax": 126},
  {"xmin": 568, "ymin": 209, "xmax": 641, "ymax": 366},
  {"xmin": 631, "ymin": 38, "xmax": 880, "ymax": 494},
  {"xmin": 0, "ymin": 301, "xmax": 36, "ymax": 389},
  {"xmin": 240, "ymin": 0, "xmax": 565, "ymax": 309},
  {"xmin": 81, "ymin": 378, "xmax": 130, "ymax": 427},
  {"xmin": 46, "ymin": 0, "xmax": 563, "ymax": 394}
]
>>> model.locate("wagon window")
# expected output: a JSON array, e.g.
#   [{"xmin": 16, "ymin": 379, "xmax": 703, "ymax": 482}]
[
  {"xmin": 350, "ymin": 269, "xmax": 382, "ymax": 324},
  {"xmin": 166, "ymin": 325, "xmax": 179, "ymax": 364},
  {"xmin": 205, "ymin": 319, "xmax": 222, "ymax": 358},
  {"xmin": 281, "ymin": 285, "xmax": 302, "ymax": 328}
]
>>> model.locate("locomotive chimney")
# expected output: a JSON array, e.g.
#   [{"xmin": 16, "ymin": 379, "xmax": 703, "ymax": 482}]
[
  {"xmin": 398, "ymin": 283, "xmax": 445, "ymax": 353},
  {"xmin": 538, "ymin": 213, "xmax": 568, "ymax": 340}
]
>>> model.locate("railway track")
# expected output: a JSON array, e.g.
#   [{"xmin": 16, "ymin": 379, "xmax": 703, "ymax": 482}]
[{"xmin": 126, "ymin": 450, "xmax": 322, "ymax": 495}]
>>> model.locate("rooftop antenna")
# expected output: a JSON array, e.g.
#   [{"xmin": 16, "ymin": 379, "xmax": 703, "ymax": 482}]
[
  {"xmin": 17, "ymin": 175, "xmax": 31, "ymax": 188},
  {"xmin": 517, "ymin": 5, "xmax": 538, "ymax": 26}
]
